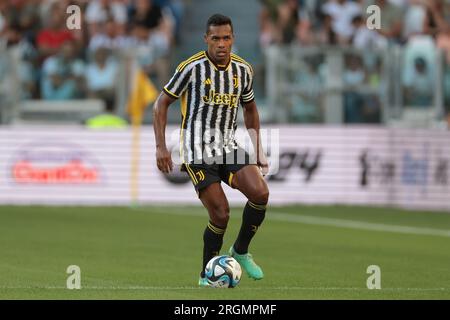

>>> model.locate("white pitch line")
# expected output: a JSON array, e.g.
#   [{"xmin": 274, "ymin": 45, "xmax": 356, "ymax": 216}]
[
  {"xmin": 0, "ymin": 286, "xmax": 449, "ymax": 292},
  {"xmin": 129, "ymin": 206, "xmax": 450, "ymax": 238},
  {"xmin": 269, "ymin": 213, "xmax": 450, "ymax": 238}
]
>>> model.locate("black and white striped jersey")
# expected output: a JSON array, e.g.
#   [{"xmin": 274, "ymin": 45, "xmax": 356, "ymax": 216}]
[{"xmin": 163, "ymin": 50, "xmax": 255, "ymax": 164}]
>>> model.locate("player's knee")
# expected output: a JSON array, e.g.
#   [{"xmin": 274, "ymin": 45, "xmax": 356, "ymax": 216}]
[
  {"xmin": 210, "ymin": 205, "xmax": 230, "ymax": 227},
  {"xmin": 249, "ymin": 185, "xmax": 269, "ymax": 205}
]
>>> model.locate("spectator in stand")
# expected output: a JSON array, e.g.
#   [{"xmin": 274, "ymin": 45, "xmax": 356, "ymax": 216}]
[
  {"xmin": 18, "ymin": 47, "xmax": 39, "ymax": 99},
  {"xmin": 321, "ymin": 0, "xmax": 362, "ymax": 45},
  {"xmin": 0, "ymin": 1, "xmax": 41, "ymax": 98},
  {"xmin": 85, "ymin": 0, "xmax": 128, "ymax": 36},
  {"xmin": 422, "ymin": 0, "xmax": 450, "ymax": 38},
  {"xmin": 402, "ymin": 0, "xmax": 427, "ymax": 40},
  {"xmin": 154, "ymin": 0, "xmax": 184, "ymax": 43},
  {"xmin": 351, "ymin": 15, "xmax": 387, "ymax": 50},
  {"xmin": 291, "ymin": 57, "xmax": 324, "ymax": 122},
  {"xmin": 0, "ymin": 1, "xmax": 21, "ymax": 48},
  {"xmin": 128, "ymin": 0, "xmax": 172, "ymax": 53},
  {"xmin": 88, "ymin": 17, "xmax": 135, "ymax": 52},
  {"xmin": 314, "ymin": 13, "xmax": 337, "ymax": 45},
  {"xmin": 36, "ymin": 2, "xmax": 76, "ymax": 61},
  {"xmin": 41, "ymin": 41, "xmax": 85, "ymax": 100},
  {"xmin": 0, "ymin": 0, "xmax": 41, "ymax": 48},
  {"xmin": 436, "ymin": 26, "xmax": 450, "ymax": 64},
  {"xmin": 85, "ymin": 47, "xmax": 118, "ymax": 103},
  {"xmin": 389, "ymin": 0, "xmax": 408, "ymax": 7},
  {"xmin": 128, "ymin": 0, "xmax": 172, "ymax": 87},
  {"xmin": 434, "ymin": 1, "xmax": 450, "ymax": 66},
  {"xmin": 435, "ymin": 10, "xmax": 450, "ymax": 128},
  {"xmin": 259, "ymin": 0, "xmax": 291, "ymax": 47},
  {"xmin": 0, "ymin": 2, "xmax": 5, "ymax": 36},
  {"xmin": 259, "ymin": 0, "xmax": 313, "ymax": 46},
  {"xmin": 129, "ymin": 21, "xmax": 167, "ymax": 88},
  {"xmin": 403, "ymin": 57, "xmax": 433, "ymax": 107},
  {"xmin": 277, "ymin": 0, "xmax": 301, "ymax": 44},
  {"xmin": 279, "ymin": 0, "xmax": 314, "ymax": 45},
  {"xmin": 343, "ymin": 54, "xmax": 366, "ymax": 123},
  {"xmin": 38, "ymin": 0, "xmax": 90, "ymax": 49}
]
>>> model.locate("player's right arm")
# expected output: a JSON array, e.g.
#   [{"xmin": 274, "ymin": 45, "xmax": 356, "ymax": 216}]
[
  {"xmin": 153, "ymin": 92, "xmax": 176, "ymax": 173},
  {"xmin": 153, "ymin": 56, "xmax": 195, "ymax": 173}
]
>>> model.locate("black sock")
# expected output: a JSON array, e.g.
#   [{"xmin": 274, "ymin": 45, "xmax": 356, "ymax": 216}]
[
  {"xmin": 200, "ymin": 221, "xmax": 226, "ymax": 277},
  {"xmin": 233, "ymin": 201, "xmax": 267, "ymax": 254}
]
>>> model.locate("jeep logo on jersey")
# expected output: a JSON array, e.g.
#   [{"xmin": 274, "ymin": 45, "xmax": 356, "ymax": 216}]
[{"xmin": 202, "ymin": 89, "xmax": 239, "ymax": 108}]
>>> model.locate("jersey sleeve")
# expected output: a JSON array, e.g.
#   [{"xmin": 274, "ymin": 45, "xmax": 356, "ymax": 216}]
[
  {"xmin": 163, "ymin": 64, "xmax": 193, "ymax": 99},
  {"xmin": 240, "ymin": 66, "xmax": 255, "ymax": 104}
]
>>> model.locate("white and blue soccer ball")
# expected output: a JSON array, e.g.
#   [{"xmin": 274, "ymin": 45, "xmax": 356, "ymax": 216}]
[{"xmin": 205, "ymin": 255, "xmax": 242, "ymax": 288}]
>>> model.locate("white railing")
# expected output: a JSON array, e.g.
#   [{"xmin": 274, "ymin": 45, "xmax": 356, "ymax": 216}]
[{"xmin": 264, "ymin": 43, "xmax": 447, "ymax": 128}]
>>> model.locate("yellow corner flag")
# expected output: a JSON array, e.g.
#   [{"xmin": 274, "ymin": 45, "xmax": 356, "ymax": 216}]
[
  {"xmin": 126, "ymin": 68, "xmax": 158, "ymax": 125},
  {"xmin": 127, "ymin": 66, "xmax": 158, "ymax": 204}
]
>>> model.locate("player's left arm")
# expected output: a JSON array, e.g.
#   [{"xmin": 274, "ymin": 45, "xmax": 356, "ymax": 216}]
[{"xmin": 242, "ymin": 100, "xmax": 269, "ymax": 176}]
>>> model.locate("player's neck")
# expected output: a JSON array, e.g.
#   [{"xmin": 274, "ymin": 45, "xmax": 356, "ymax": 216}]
[{"xmin": 205, "ymin": 50, "xmax": 230, "ymax": 70}]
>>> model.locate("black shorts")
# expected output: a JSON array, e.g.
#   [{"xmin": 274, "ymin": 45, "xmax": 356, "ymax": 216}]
[{"xmin": 182, "ymin": 149, "xmax": 254, "ymax": 196}]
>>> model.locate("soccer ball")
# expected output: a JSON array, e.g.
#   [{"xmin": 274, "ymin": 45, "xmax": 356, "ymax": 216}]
[{"xmin": 205, "ymin": 255, "xmax": 242, "ymax": 288}]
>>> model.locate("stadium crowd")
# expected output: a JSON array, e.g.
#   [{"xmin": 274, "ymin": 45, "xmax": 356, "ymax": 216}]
[
  {"xmin": 259, "ymin": 0, "xmax": 450, "ymax": 123},
  {"xmin": 259, "ymin": 0, "xmax": 450, "ymax": 48},
  {"xmin": 0, "ymin": 0, "xmax": 182, "ymax": 104},
  {"xmin": 0, "ymin": 0, "xmax": 449, "ymax": 125}
]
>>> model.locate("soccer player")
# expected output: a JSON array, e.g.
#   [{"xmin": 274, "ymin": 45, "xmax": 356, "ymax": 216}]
[{"xmin": 153, "ymin": 14, "xmax": 269, "ymax": 286}]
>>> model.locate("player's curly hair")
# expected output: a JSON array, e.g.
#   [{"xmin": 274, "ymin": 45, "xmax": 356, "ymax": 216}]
[{"xmin": 206, "ymin": 14, "xmax": 233, "ymax": 34}]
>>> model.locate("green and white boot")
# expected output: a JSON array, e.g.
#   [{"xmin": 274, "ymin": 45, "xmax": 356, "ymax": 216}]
[
  {"xmin": 229, "ymin": 246, "xmax": 264, "ymax": 280},
  {"xmin": 198, "ymin": 276, "xmax": 209, "ymax": 287}
]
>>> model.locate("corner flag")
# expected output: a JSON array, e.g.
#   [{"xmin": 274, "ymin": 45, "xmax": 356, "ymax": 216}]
[
  {"xmin": 126, "ymin": 66, "xmax": 158, "ymax": 204},
  {"xmin": 126, "ymin": 67, "xmax": 158, "ymax": 125}
]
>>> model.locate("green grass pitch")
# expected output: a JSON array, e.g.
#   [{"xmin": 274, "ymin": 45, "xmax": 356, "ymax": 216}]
[{"xmin": 0, "ymin": 204, "xmax": 449, "ymax": 299}]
